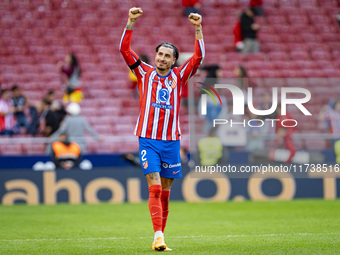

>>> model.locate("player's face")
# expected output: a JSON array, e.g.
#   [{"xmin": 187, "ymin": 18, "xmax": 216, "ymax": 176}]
[{"xmin": 155, "ymin": 46, "xmax": 176, "ymax": 72}]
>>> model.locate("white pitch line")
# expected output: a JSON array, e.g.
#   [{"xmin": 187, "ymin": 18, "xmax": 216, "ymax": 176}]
[{"xmin": 0, "ymin": 233, "xmax": 338, "ymax": 242}]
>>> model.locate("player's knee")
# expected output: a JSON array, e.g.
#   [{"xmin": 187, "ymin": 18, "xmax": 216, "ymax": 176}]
[
  {"xmin": 149, "ymin": 185, "xmax": 162, "ymax": 198},
  {"xmin": 161, "ymin": 178, "xmax": 174, "ymax": 191}
]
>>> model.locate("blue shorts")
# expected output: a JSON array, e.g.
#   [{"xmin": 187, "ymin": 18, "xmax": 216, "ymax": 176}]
[{"xmin": 139, "ymin": 137, "xmax": 182, "ymax": 178}]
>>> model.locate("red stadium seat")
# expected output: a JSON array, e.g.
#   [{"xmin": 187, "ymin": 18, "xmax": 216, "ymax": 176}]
[
  {"xmin": 294, "ymin": 60, "xmax": 318, "ymax": 70},
  {"xmin": 307, "ymin": 77, "xmax": 331, "ymax": 87},
  {"xmin": 298, "ymin": 0, "xmax": 318, "ymax": 7},
  {"xmin": 300, "ymin": 33, "xmax": 323, "ymax": 43},
  {"xmin": 258, "ymin": 34, "xmax": 281, "ymax": 43},
  {"xmin": 323, "ymin": 69, "xmax": 340, "ymax": 78},
  {"xmin": 245, "ymin": 61, "xmax": 273, "ymax": 70},
  {"xmin": 310, "ymin": 51, "xmax": 332, "ymax": 61},
  {"xmin": 260, "ymin": 70, "xmax": 282, "ymax": 78},
  {"xmin": 309, "ymin": 15, "xmax": 331, "ymax": 25},
  {"xmin": 0, "ymin": 144, "xmax": 24, "ymax": 155},
  {"xmin": 262, "ymin": 77, "xmax": 286, "ymax": 88},
  {"xmin": 286, "ymin": 78, "xmax": 308, "ymax": 87},
  {"xmin": 321, "ymin": 33, "xmax": 340, "ymax": 42},
  {"xmin": 280, "ymin": 34, "xmax": 303, "ymax": 43},
  {"xmin": 304, "ymin": 140, "xmax": 328, "ymax": 150},
  {"xmin": 279, "ymin": 1, "xmax": 297, "ymax": 8},
  {"xmin": 286, "ymin": 43, "xmax": 309, "ymax": 52},
  {"xmin": 262, "ymin": 43, "xmax": 288, "ymax": 53},
  {"xmin": 280, "ymin": 69, "xmax": 299, "ymax": 78},
  {"xmin": 266, "ymin": 15, "xmax": 287, "ymax": 25},
  {"xmin": 272, "ymin": 61, "xmax": 297, "ymax": 70},
  {"xmin": 287, "ymin": 15, "xmax": 309, "ymax": 25},
  {"xmin": 22, "ymin": 144, "xmax": 46, "ymax": 155},
  {"xmin": 268, "ymin": 52, "xmax": 288, "ymax": 61},
  {"xmin": 290, "ymin": 51, "xmax": 310, "ymax": 61}
]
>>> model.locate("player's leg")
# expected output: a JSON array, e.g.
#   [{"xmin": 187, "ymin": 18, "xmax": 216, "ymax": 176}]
[
  {"xmin": 139, "ymin": 138, "xmax": 166, "ymax": 251},
  {"xmin": 160, "ymin": 177, "xmax": 174, "ymax": 234},
  {"xmin": 146, "ymin": 172, "xmax": 166, "ymax": 251},
  {"xmin": 146, "ymin": 172, "xmax": 163, "ymax": 240},
  {"xmin": 157, "ymin": 140, "xmax": 181, "ymax": 251}
]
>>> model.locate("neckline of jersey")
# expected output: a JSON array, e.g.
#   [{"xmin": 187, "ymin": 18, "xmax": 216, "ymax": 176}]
[{"xmin": 155, "ymin": 68, "xmax": 172, "ymax": 78}]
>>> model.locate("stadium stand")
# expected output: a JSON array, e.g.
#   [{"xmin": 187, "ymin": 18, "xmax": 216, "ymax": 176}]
[{"xmin": 0, "ymin": 0, "xmax": 339, "ymax": 154}]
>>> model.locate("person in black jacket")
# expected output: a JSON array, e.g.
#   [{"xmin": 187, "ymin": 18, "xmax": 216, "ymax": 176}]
[{"xmin": 240, "ymin": 7, "xmax": 260, "ymax": 53}]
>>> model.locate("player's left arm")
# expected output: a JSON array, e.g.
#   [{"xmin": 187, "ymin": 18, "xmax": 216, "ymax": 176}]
[{"xmin": 179, "ymin": 13, "xmax": 205, "ymax": 83}]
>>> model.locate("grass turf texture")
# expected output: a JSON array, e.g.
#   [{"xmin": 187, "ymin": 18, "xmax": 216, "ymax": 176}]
[{"xmin": 0, "ymin": 200, "xmax": 339, "ymax": 254}]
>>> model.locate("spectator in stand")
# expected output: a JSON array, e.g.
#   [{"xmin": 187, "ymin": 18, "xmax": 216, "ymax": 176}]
[
  {"xmin": 201, "ymin": 64, "xmax": 222, "ymax": 86},
  {"xmin": 40, "ymin": 98, "xmax": 61, "ymax": 137},
  {"xmin": 198, "ymin": 127, "xmax": 227, "ymax": 166},
  {"xmin": 11, "ymin": 85, "xmax": 28, "ymax": 133},
  {"xmin": 319, "ymin": 99, "xmax": 340, "ymax": 147},
  {"xmin": 182, "ymin": 0, "xmax": 201, "ymax": 17},
  {"xmin": 240, "ymin": 7, "xmax": 260, "ymax": 53},
  {"xmin": 50, "ymin": 103, "xmax": 101, "ymax": 154},
  {"xmin": 45, "ymin": 90, "xmax": 66, "ymax": 125},
  {"xmin": 57, "ymin": 53, "xmax": 83, "ymax": 103},
  {"xmin": 0, "ymin": 89, "xmax": 15, "ymax": 135},
  {"xmin": 258, "ymin": 91, "xmax": 278, "ymax": 120},
  {"xmin": 198, "ymin": 87, "xmax": 227, "ymax": 134},
  {"xmin": 246, "ymin": 111, "xmax": 265, "ymax": 151},
  {"xmin": 249, "ymin": 0, "xmax": 263, "ymax": 17},
  {"xmin": 233, "ymin": 15, "xmax": 244, "ymax": 52},
  {"xmin": 27, "ymin": 101, "xmax": 40, "ymax": 136},
  {"xmin": 275, "ymin": 104, "xmax": 296, "ymax": 163},
  {"xmin": 51, "ymin": 132, "xmax": 82, "ymax": 170},
  {"xmin": 234, "ymin": 64, "xmax": 258, "ymax": 105}
]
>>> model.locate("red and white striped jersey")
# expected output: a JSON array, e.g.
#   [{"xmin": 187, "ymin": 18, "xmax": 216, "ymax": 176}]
[
  {"xmin": 120, "ymin": 29, "xmax": 205, "ymax": 141},
  {"xmin": 0, "ymin": 99, "xmax": 15, "ymax": 132},
  {"xmin": 324, "ymin": 107, "xmax": 340, "ymax": 134}
]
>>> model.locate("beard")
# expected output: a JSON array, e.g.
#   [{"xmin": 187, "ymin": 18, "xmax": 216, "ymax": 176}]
[{"xmin": 156, "ymin": 62, "xmax": 167, "ymax": 71}]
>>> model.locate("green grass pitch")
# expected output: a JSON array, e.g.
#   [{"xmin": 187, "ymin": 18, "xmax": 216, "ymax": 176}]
[{"xmin": 0, "ymin": 200, "xmax": 339, "ymax": 254}]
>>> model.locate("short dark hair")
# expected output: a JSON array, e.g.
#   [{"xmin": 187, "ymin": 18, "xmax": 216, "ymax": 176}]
[
  {"xmin": 250, "ymin": 7, "xmax": 258, "ymax": 16},
  {"xmin": 238, "ymin": 65, "xmax": 248, "ymax": 77},
  {"xmin": 11, "ymin": 85, "xmax": 19, "ymax": 91},
  {"xmin": 1, "ymin": 89, "xmax": 8, "ymax": 97},
  {"xmin": 155, "ymin": 43, "xmax": 179, "ymax": 60},
  {"xmin": 47, "ymin": 89, "xmax": 55, "ymax": 96}
]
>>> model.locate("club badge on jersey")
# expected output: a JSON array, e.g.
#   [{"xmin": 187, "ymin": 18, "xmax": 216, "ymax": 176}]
[
  {"xmin": 143, "ymin": 161, "xmax": 148, "ymax": 169},
  {"xmin": 169, "ymin": 79, "xmax": 177, "ymax": 89}
]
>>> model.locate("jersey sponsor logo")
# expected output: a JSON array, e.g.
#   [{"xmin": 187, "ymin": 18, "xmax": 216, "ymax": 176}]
[
  {"xmin": 162, "ymin": 163, "xmax": 181, "ymax": 169},
  {"xmin": 143, "ymin": 161, "xmax": 148, "ymax": 169},
  {"xmin": 173, "ymin": 170, "xmax": 180, "ymax": 175},
  {"xmin": 158, "ymin": 88, "xmax": 169, "ymax": 103},
  {"xmin": 169, "ymin": 163, "xmax": 181, "ymax": 168},
  {"xmin": 151, "ymin": 103, "xmax": 173, "ymax": 109}
]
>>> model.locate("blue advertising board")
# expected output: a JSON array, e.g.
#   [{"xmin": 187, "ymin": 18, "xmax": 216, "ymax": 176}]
[{"xmin": 1, "ymin": 166, "xmax": 339, "ymax": 205}]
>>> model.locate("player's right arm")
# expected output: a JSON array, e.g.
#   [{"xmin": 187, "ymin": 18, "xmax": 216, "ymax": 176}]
[{"xmin": 119, "ymin": 8, "xmax": 143, "ymax": 70}]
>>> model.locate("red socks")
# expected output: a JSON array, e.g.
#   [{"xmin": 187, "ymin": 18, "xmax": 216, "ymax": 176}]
[
  {"xmin": 148, "ymin": 185, "xmax": 162, "ymax": 232},
  {"xmin": 149, "ymin": 185, "xmax": 171, "ymax": 233},
  {"xmin": 161, "ymin": 190, "xmax": 170, "ymax": 233}
]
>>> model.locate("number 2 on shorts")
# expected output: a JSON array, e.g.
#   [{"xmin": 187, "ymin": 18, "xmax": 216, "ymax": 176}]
[{"xmin": 141, "ymin": 150, "xmax": 147, "ymax": 161}]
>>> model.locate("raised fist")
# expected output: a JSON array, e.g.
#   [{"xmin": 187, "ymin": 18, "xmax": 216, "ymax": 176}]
[
  {"xmin": 188, "ymin": 13, "xmax": 202, "ymax": 26},
  {"xmin": 129, "ymin": 7, "xmax": 143, "ymax": 21}
]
